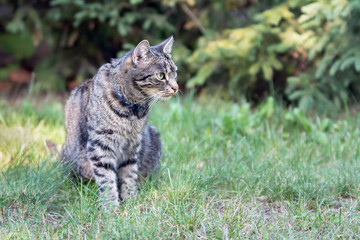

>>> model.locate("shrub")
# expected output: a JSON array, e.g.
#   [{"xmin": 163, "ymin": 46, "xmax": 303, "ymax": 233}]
[
  {"xmin": 187, "ymin": 0, "xmax": 360, "ymax": 112},
  {"xmin": 1, "ymin": 0, "xmax": 359, "ymax": 112}
]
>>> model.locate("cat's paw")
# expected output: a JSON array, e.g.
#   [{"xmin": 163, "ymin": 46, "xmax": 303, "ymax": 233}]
[
  {"xmin": 101, "ymin": 199, "xmax": 120, "ymax": 212},
  {"xmin": 120, "ymin": 188, "xmax": 138, "ymax": 202}
]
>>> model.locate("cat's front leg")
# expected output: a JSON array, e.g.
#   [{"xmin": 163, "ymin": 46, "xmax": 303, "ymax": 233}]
[
  {"xmin": 87, "ymin": 141, "xmax": 120, "ymax": 207},
  {"xmin": 117, "ymin": 158, "xmax": 138, "ymax": 201}
]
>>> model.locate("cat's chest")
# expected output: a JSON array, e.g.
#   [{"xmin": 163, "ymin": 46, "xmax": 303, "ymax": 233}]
[
  {"xmin": 115, "ymin": 114, "xmax": 147, "ymax": 133},
  {"xmin": 112, "ymin": 123, "xmax": 144, "ymax": 160},
  {"xmin": 115, "ymin": 117, "xmax": 145, "ymax": 140}
]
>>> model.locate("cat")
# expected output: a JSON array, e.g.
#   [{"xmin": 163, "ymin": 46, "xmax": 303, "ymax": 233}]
[{"xmin": 60, "ymin": 36, "xmax": 178, "ymax": 207}]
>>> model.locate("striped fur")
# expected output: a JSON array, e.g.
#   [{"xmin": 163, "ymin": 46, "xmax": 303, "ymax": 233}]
[{"xmin": 61, "ymin": 37, "xmax": 178, "ymax": 206}]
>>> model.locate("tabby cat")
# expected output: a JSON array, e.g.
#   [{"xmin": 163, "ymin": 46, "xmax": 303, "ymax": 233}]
[{"xmin": 60, "ymin": 36, "xmax": 178, "ymax": 207}]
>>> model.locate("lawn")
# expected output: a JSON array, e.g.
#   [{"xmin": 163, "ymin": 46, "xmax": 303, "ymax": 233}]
[{"xmin": 0, "ymin": 95, "xmax": 359, "ymax": 239}]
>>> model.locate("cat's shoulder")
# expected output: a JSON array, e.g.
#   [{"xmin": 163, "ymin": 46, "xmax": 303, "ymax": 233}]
[
  {"xmin": 95, "ymin": 63, "xmax": 112, "ymax": 78},
  {"xmin": 66, "ymin": 78, "xmax": 94, "ymax": 104}
]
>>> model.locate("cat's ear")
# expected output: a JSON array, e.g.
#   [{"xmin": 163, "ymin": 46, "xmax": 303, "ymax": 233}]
[
  {"xmin": 156, "ymin": 36, "xmax": 174, "ymax": 55},
  {"xmin": 132, "ymin": 40, "xmax": 153, "ymax": 66}
]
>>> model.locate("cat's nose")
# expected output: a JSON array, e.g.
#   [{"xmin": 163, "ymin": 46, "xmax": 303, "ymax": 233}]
[
  {"xmin": 169, "ymin": 81, "xmax": 178, "ymax": 93},
  {"xmin": 171, "ymin": 84, "xmax": 178, "ymax": 93}
]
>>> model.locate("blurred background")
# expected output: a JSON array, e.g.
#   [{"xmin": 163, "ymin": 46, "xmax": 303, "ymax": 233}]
[{"xmin": 0, "ymin": 0, "xmax": 359, "ymax": 112}]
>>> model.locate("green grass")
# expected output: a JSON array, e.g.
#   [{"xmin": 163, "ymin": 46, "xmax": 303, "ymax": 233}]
[{"xmin": 0, "ymin": 95, "xmax": 359, "ymax": 239}]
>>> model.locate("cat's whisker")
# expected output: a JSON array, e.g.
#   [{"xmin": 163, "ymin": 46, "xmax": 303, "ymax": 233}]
[
  {"xmin": 136, "ymin": 93, "xmax": 160, "ymax": 107},
  {"xmin": 146, "ymin": 97, "xmax": 159, "ymax": 110},
  {"xmin": 145, "ymin": 98, "xmax": 159, "ymax": 110},
  {"xmin": 174, "ymin": 92, "xmax": 179, "ymax": 100},
  {"xmin": 145, "ymin": 93, "xmax": 161, "ymax": 105},
  {"xmin": 145, "ymin": 95, "xmax": 161, "ymax": 112},
  {"xmin": 137, "ymin": 93, "xmax": 158, "ymax": 102},
  {"xmin": 142, "ymin": 97, "xmax": 154, "ymax": 112},
  {"xmin": 137, "ymin": 97, "xmax": 154, "ymax": 107},
  {"xmin": 135, "ymin": 93, "xmax": 154, "ymax": 102}
]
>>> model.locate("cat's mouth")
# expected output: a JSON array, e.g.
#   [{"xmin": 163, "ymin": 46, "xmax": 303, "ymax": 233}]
[
  {"xmin": 161, "ymin": 92, "xmax": 176, "ymax": 99},
  {"xmin": 161, "ymin": 94, "xmax": 173, "ymax": 100}
]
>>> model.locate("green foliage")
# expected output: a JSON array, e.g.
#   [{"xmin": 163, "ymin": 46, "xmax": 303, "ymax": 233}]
[
  {"xmin": 0, "ymin": 33, "xmax": 34, "ymax": 59},
  {"xmin": 0, "ymin": 0, "xmax": 183, "ymax": 88},
  {"xmin": 49, "ymin": 0, "xmax": 175, "ymax": 35},
  {"xmin": 187, "ymin": 2, "xmax": 302, "ymax": 93},
  {"xmin": 286, "ymin": 0, "xmax": 360, "ymax": 111},
  {"xmin": 1, "ymin": 0, "xmax": 360, "ymax": 111},
  {"xmin": 188, "ymin": 0, "xmax": 360, "ymax": 111}
]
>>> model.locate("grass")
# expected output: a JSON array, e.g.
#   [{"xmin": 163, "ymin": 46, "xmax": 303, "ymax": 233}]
[{"xmin": 0, "ymin": 94, "xmax": 359, "ymax": 239}]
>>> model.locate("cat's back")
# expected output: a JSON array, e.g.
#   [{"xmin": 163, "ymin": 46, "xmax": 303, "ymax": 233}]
[
  {"xmin": 61, "ymin": 79, "xmax": 94, "ymax": 162},
  {"xmin": 65, "ymin": 79, "xmax": 93, "ymax": 126}
]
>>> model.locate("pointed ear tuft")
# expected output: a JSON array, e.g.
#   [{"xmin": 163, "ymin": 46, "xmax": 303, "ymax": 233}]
[
  {"xmin": 156, "ymin": 36, "xmax": 174, "ymax": 55},
  {"xmin": 132, "ymin": 40, "xmax": 152, "ymax": 66}
]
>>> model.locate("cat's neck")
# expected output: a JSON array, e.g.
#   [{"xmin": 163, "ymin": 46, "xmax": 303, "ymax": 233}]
[{"xmin": 92, "ymin": 60, "xmax": 151, "ymax": 119}]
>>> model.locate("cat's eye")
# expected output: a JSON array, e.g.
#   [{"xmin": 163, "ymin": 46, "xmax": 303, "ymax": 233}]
[{"xmin": 156, "ymin": 72, "xmax": 165, "ymax": 80}]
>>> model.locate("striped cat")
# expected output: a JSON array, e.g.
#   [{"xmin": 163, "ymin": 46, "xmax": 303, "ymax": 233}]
[{"xmin": 60, "ymin": 36, "xmax": 178, "ymax": 207}]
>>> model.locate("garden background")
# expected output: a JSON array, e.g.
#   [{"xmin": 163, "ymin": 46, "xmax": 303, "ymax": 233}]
[{"xmin": 0, "ymin": 0, "xmax": 359, "ymax": 238}]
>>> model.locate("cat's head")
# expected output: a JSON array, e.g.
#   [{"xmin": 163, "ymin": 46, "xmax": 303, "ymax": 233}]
[{"xmin": 125, "ymin": 36, "xmax": 178, "ymax": 100}]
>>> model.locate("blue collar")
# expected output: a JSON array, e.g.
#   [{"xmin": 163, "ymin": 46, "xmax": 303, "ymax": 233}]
[{"xmin": 112, "ymin": 82, "xmax": 142, "ymax": 112}]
